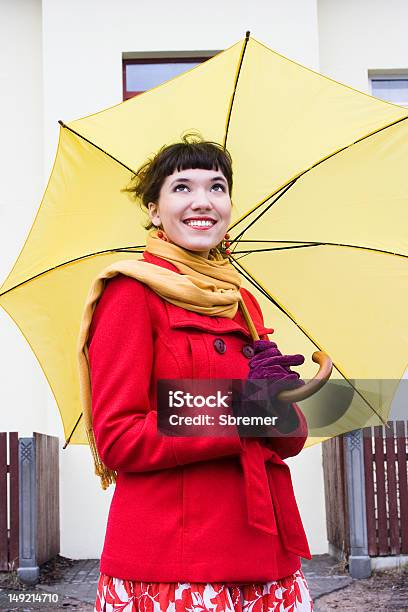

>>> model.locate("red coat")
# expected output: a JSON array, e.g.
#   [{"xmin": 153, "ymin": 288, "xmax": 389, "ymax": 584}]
[{"xmin": 87, "ymin": 250, "xmax": 311, "ymax": 583}]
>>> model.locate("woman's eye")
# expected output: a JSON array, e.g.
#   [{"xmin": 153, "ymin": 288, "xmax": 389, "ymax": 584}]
[
  {"xmin": 174, "ymin": 184, "xmax": 189, "ymax": 192},
  {"xmin": 212, "ymin": 183, "xmax": 226, "ymax": 192}
]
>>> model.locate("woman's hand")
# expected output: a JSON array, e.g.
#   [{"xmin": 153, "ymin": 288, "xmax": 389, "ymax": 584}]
[
  {"xmin": 248, "ymin": 340, "xmax": 304, "ymax": 380},
  {"xmin": 247, "ymin": 340, "xmax": 305, "ymax": 432}
]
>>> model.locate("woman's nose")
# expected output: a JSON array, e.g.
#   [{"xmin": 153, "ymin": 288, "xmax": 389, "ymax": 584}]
[
  {"xmin": 190, "ymin": 200, "xmax": 212, "ymax": 210},
  {"xmin": 190, "ymin": 192, "xmax": 213, "ymax": 209}
]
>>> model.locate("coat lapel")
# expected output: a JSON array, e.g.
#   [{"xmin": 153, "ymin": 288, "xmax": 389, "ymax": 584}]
[{"xmin": 165, "ymin": 301, "xmax": 274, "ymax": 339}]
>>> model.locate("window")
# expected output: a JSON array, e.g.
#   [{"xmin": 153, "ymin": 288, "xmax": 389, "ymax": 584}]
[
  {"xmin": 123, "ymin": 53, "xmax": 217, "ymax": 100},
  {"xmin": 369, "ymin": 73, "xmax": 408, "ymax": 107}
]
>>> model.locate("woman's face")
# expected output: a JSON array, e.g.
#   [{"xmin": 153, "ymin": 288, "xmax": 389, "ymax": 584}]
[{"xmin": 148, "ymin": 168, "xmax": 232, "ymax": 259}]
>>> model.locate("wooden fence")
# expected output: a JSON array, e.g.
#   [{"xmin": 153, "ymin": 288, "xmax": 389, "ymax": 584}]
[
  {"xmin": 0, "ymin": 432, "xmax": 60, "ymax": 578},
  {"xmin": 34, "ymin": 432, "xmax": 60, "ymax": 566},
  {"xmin": 323, "ymin": 420, "xmax": 408, "ymax": 560},
  {"xmin": 322, "ymin": 434, "xmax": 350, "ymax": 557},
  {"xmin": 0, "ymin": 432, "xmax": 19, "ymax": 570},
  {"xmin": 363, "ymin": 421, "xmax": 408, "ymax": 556}
]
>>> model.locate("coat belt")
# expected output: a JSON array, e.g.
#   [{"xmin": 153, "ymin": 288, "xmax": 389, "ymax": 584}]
[
  {"xmin": 240, "ymin": 438, "xmax": 311, "ymax": 559},
  {"xmin": 240, "ymin": 438, "xmax": 278, "ymax": 535}
]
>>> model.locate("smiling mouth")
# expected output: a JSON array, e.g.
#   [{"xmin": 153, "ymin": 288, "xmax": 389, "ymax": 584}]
[{"xmin": 183, "ymin": 219, "xmax": 217, "ymax": 229}]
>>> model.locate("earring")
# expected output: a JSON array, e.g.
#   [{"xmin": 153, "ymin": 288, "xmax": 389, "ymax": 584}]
[
  {"xmin": 157, "ymin": 228, "xmax": 169, "ymax": 242},
  {"xmin": 222, "ymin": 233, "xmax": 231, "ymax": 255}
]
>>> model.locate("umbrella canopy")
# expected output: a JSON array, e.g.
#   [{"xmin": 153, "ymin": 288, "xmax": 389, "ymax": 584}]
[{"xmin": 1, "ymin": 33, "xmax": 407, "ymax": 445}]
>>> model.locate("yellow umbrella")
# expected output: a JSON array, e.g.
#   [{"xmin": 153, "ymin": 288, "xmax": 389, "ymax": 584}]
[{"xmin": 1, "ymin": 33, "xmax": 407, "ymax": 447}]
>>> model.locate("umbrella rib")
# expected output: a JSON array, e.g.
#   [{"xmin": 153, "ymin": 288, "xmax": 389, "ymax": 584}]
[
  {"xmin": 231, "ymin": 243, "xmax": 323, "ymax": 261},
  {"xmin": 231, "ymin": 179, "xmax": 298, "ymax": 249},
  {"xmin": 58, "ymin": 121, "xmax": 136, "ymax": 174},
  {"xmin": 230, "ymin": 255, "xmax": 388, "ymax": 425},
  {"xmin": 223, "ymin": 31, "xmax": 250, "ymax": 150},
  {"xmin": 229, "ymin": 241, "xmax": 408, "ymax": 259},
  {"xmin": 229, "ymin": 114, "xmax": 408, "ymax": 233},
  {"xmin": 0, "ymin": 246, "xmax": 145, "ymax": 297},
  {"xmin": 62, "ymin": 413, "xmax": 83, "ymax": 449}
]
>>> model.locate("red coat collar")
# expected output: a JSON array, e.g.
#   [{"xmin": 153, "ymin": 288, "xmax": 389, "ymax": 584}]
[
  {"xmin": 142, "ymin": 250, "xmax": 180, "ymax": 272},
  {"xmin": 141, "ymin": 250, "xmax": 274, "ymax": 340}
]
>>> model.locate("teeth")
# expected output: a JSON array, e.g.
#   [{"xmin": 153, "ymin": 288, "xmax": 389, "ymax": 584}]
[{"xmin": 185, "ymin": 220, "xmax": 214, "ymax": 227}]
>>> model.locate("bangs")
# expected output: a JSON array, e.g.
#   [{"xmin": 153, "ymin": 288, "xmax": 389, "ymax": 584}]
[{"xmin": 160, "ymin": 143, "xmax": 232, "ymax": 186}]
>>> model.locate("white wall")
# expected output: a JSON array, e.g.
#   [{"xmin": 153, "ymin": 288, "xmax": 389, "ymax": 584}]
[
  {"xmin": 318, "ymin": 0, "xmax": 408, "ymax": 91},
  {"xmin": 287, "ymin": 445, "xmax": 327, "ymax": 555},
  {"xmin": 1, "ymin": 0, "xmax": 327, "ymax": 560},
  {"xmin": 0, "ymin": 1, "xmax": 52, "ymax": 435}
]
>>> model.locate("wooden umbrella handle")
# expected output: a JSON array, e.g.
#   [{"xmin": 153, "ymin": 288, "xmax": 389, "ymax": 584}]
[{"xmin": 276, "ymin": 351, "xmax": 333, "ymax": 403}]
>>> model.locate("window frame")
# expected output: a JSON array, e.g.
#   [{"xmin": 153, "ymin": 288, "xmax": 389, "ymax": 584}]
[
  {"xmin": 368, "ymin": 70, "xmax": 408, "ymax": 107},
  {"xmin": 122, "ymin": 53, "xmax": 218, "ymax": 100}
]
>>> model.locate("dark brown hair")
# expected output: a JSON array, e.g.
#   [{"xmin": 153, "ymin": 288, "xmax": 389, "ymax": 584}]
[{"xmin": 123, "ymin": 132, "xmax": 233, "ymax": 230}]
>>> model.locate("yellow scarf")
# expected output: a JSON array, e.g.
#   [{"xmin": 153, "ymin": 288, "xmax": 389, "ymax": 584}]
[{"xmin": 77, "ymin": 229, "xmax": 258, "ymax": 489}]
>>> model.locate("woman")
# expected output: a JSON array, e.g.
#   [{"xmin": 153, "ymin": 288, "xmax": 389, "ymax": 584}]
[{"xmin": 78, "ymin": 135, "xmax": 314, "ymax": 611}]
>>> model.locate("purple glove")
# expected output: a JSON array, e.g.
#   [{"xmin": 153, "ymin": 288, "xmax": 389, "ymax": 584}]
[
  {"xmin": 247, "ymin": 340, "xmax": 305, "ymax": 432},
  {"xmin": 248, "ymin": 340, "xmax": 304, "ymax": 378}
]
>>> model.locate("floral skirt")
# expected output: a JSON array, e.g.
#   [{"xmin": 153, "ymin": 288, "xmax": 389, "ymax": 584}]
[{"xmin": 94, "ymin": 569, "xmax": 313, "ymax": 611}]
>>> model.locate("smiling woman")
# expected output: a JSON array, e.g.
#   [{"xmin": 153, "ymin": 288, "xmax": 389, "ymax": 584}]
[
  {"xmin": 85, "ymin": 133, "xmax": 313, "ymax": 612},
  {"xmin": 147, "ymin": 166, "xmax": 231, "ymax": 258}
]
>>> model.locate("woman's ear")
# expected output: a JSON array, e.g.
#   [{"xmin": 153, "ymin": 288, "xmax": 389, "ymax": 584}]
[{"xmin": 148, "ymin": 202, "xmax": 160, "ymax": 227}]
